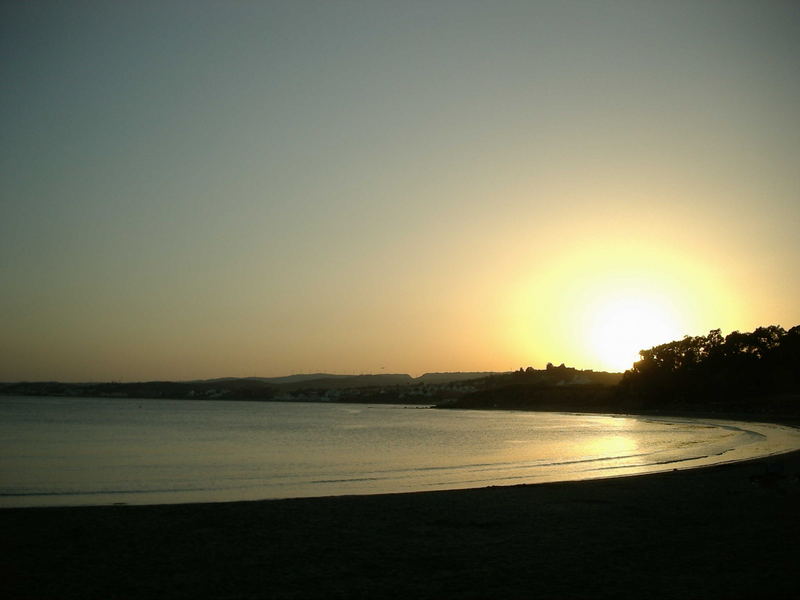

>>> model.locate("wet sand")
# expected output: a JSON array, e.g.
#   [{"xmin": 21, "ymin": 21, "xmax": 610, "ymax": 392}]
[{"xmin": 3, "ymin": 443, "xmax": 800, "ymax": 599}]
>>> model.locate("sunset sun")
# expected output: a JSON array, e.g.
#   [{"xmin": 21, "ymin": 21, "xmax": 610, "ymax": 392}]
[
  {"xmin": 586, "ymin": 294, "xmax": 683, "ymax": 372},
  {"xmin": 510, "ymin": 236, "xmax": 740, "ymax": 375}
]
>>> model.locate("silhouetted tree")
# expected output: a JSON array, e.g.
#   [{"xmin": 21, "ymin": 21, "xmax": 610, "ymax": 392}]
[{"xmin": 621, "ymin": 325, "xmax": 799, "ymax": 410}]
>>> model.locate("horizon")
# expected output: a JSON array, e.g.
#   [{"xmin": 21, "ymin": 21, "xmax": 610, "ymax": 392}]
[
  {"xmin": 1, "ymin": 363, "xmax": 620, "ymax": 385},
  {"xmin": 3, "ymin": 2, "xmax": 799, "ymax": 382}
]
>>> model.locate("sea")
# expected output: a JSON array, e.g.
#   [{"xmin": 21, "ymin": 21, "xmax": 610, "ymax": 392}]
[{"xmin": 2, "ymin": 396, "xmax": 799, "ymax": 508}]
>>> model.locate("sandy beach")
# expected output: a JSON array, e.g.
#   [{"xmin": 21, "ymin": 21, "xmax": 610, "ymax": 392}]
[{"xmin": 3, "ymin": 440, "xmax": 800, "ymax": 599}]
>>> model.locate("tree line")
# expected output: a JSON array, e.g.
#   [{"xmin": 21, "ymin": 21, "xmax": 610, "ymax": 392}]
[{"xmin": 620, "ymin": 325, "xmax": 800, "ymax": 410}]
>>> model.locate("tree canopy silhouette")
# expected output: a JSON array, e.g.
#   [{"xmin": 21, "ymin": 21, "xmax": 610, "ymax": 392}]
[{"xmin": 620, "ymin": 325, "xmax": 800, "ymax": 408}]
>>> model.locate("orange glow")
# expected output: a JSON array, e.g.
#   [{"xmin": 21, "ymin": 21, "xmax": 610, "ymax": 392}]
[
  {"xmin": 507, "ymin": 234, "xmax": 743, "ymax": 372},
  {"xmin": 585, "ymin": 292, "xmax": 684, "ymax": 372}
]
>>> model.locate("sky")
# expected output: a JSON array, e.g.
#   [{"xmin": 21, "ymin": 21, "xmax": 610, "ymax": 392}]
[{"xmin": 2, "ymin": 1, "xmax": 799, "ymax": 381}]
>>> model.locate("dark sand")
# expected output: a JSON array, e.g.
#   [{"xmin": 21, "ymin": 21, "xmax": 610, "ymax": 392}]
[{"xmin": 3, "ymin": 449, "xmax": 800, "ymax": 599}]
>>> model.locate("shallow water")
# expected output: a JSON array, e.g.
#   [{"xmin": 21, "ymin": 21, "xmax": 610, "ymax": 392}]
[{"xmin": 1, "ymin": 396, "xmax": 798, "ymax": 507}]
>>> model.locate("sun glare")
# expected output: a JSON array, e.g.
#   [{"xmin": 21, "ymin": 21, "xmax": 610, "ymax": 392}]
[
  {"xmin": 586, "ymin": 293, "xmax": 683, "ymax": 372},
  {"xmin": 507, "ymin": 234, "xmax": 743, "ymax": 374}
]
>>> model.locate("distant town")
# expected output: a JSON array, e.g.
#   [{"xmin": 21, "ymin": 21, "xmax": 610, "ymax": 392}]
[{"xmin": 0, "ymin": 364, "xmax": 621, "ymax": 407}]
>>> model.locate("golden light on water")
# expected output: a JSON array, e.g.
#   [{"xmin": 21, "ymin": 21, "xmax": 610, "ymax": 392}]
[
  {"xmin": 581, "ymin": 434, "xmax": 639, "ymax": 460},
  {"xmin": 576, "ymin": 415, "xmax": 642, "ymax": 460}
]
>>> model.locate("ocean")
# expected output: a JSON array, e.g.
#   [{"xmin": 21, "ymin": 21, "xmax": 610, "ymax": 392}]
[{"xmin": 1, "ymin": 396, "xmax": 798, "ymax": 507}]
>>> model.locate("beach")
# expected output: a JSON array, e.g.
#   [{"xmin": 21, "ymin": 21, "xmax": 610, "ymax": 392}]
[{"xmin": 3, "ymin": 444, "xmax": 799, "ymax": 599}]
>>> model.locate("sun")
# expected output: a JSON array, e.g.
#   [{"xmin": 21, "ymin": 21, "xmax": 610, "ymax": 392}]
[
  {"xmin": 507, "ymin": 234, "xmax": 743, "ymax": 375},
  {"xmin": 586, "ymin": 293, "xmax": 683, "ymax": 372}
]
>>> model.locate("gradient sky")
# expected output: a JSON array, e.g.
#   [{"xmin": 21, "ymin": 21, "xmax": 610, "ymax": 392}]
[{"xmin": 2, "ymin": 1, "xmax": 799, "ymax": 381}]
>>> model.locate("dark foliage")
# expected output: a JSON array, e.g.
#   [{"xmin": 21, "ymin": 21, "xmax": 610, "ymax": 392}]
[
  {"xmin": 449, "ymin": 383, "xmax": 619, "ymax": 412},
  {"xmin": 440, "ymin": 367, "xmax": 624, "ymax": 412},
  {"xmin": 620, "ymin": 325, "xmax": 800, "ymax": 410}
]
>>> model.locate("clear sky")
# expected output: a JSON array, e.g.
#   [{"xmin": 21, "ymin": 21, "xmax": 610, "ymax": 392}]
[{"xmin": 2, "ymin": 1, "xmax": 799, "ymax": 381}]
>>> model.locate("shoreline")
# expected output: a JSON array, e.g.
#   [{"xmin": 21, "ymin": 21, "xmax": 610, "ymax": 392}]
[
  {"xmin": 3, "ymin": 409, "xmax": 799, "ymax": 510},
  {"xmin": 4, "ymin": 408, "xmax": 799, "ymax": 598},
  {"xmin": 4, "ymin": 449, "xmax": 800, "ymax": 599}
]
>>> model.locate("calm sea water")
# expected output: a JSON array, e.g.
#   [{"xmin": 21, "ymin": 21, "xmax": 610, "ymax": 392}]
[{"xmin": 1, "ymin": 396, "xmax": 799, "ymax": 508}]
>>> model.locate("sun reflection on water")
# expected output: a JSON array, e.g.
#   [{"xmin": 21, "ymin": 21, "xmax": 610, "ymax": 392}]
[{"xmin": 579, "ymin": 434, "xmax": 640, "ymax": 461}]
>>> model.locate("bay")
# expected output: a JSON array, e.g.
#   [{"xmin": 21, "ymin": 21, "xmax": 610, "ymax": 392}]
[{"xmin": 1, "ymin": 396, "xmax": 798, "ymax": 507}]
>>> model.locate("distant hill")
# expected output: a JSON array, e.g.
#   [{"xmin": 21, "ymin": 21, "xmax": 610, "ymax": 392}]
[
  {"xmin": 415, "ymin": 372, "xmax": 504, "ymax": 384},
  {"xmin": 193, "ymin": 372, "xmax": 504, "ymax": 388},
  {"xmin": 196, "ymin": 374, "xmax": 353, "ymax": 386},
  {"xmin": 0, "ymin": 368, "xmax": 614, "ymax": 404},
  {"xmin": 279, "ymin": 374, "xmax": 414, "ymax": 390}
]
